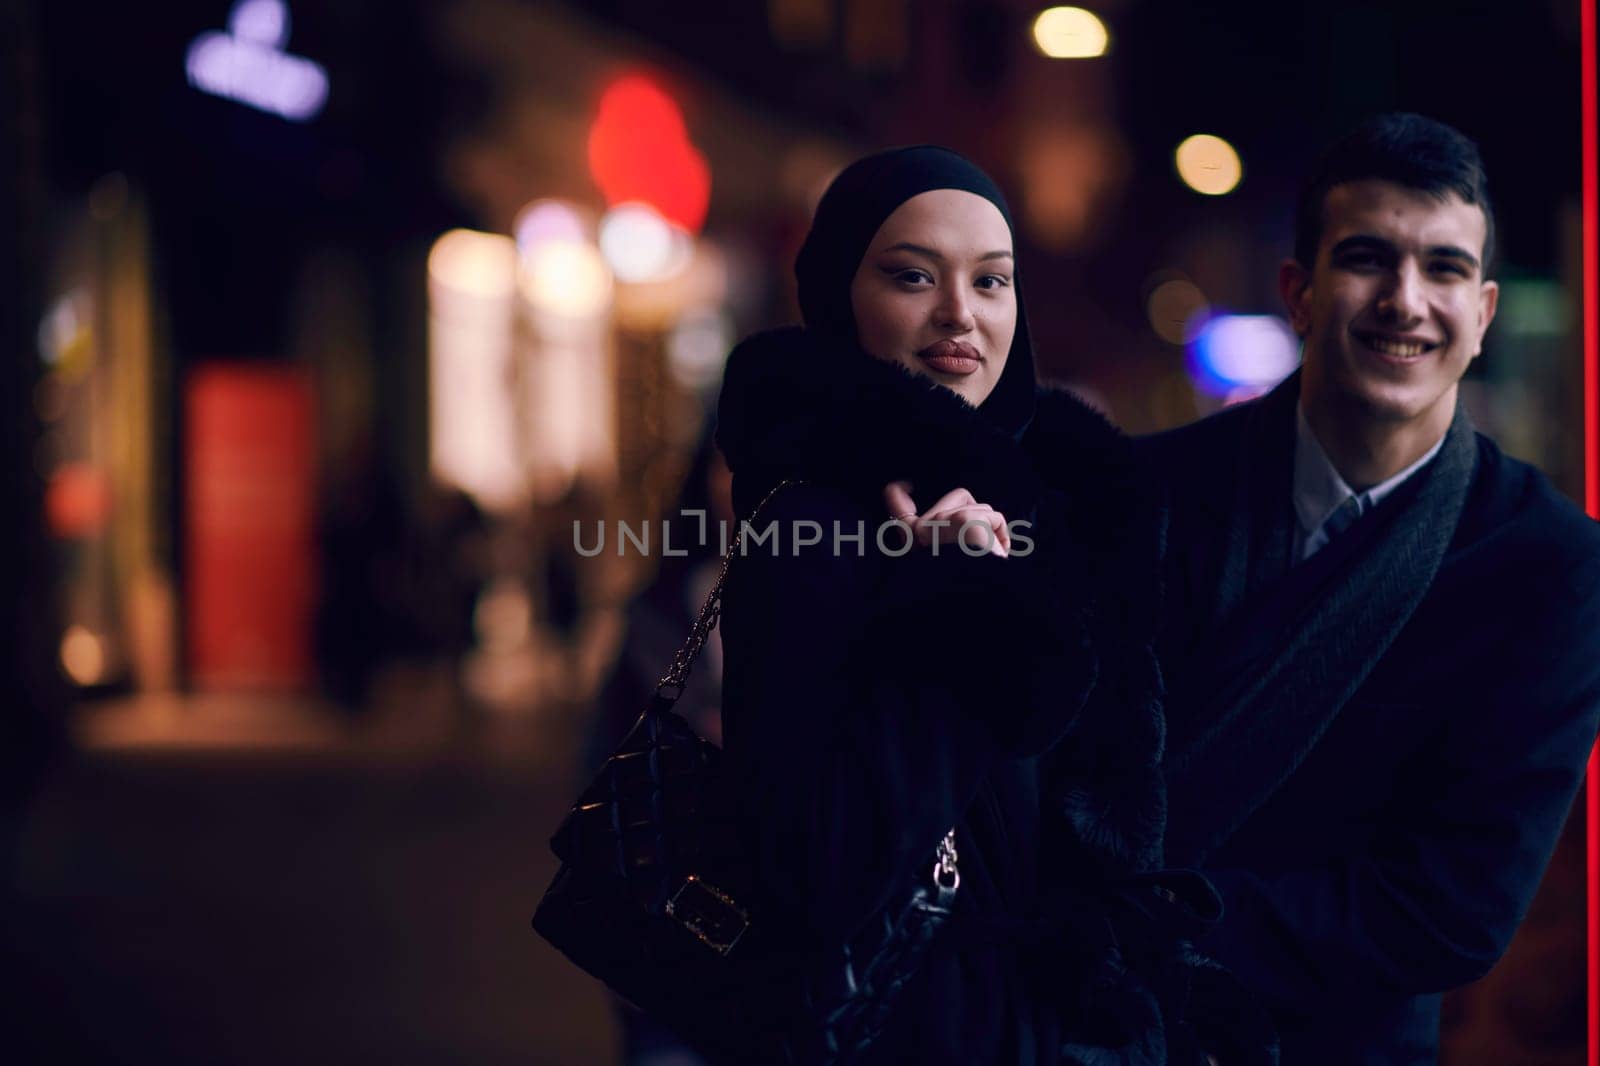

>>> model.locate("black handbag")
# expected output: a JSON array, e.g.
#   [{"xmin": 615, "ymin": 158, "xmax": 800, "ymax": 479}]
[{"xmin": 532, "ymin": 481, "xmax": 960, "ymax": 1064}]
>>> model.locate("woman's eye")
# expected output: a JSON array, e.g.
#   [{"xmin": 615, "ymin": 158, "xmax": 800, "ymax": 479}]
[
  {"xmin": 975, "ymin": 274, "xmax": 1012, "ymax": 290},
  {"xmin": 892, "ymin": 268, "xmax": 933, "ymax": 286}
]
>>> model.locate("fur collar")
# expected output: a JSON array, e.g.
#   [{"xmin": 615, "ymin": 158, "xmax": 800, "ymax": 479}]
[
  {"xmin": 1025, "ymin": 385, "xmax": 1145, "ymax": 557},
  {"xmin": 717, "ymin": 326, "xmax": 1039, "ymax": 518},
  {"xmin": 716, "ymin": 326, "xmax": 1131, "ymax": 529}
]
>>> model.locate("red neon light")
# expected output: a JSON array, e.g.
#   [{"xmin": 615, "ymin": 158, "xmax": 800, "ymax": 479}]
[
  {"xmin": 587, "ymin": 74, "xmax": 712, "ymax": 234},
  {"xmin": 1590, "ymin": 746, "xmax": 1599, "ymax": 1066},
  {"xmin": 1586, "ymin": 0, "xmax": 1599, "ymax": 520},
  {"xmin": 1584, "ymin": 0, "xmax": 1598, "ymax": 1061}
]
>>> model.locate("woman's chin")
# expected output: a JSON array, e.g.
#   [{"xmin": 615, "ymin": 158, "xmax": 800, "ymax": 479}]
[
  {"xmin": 868, "ymin": 351, "xmax": 993, "ymax": 406},
  {"xmin": 904, "ymin": 361, "xmax": 990, "ymax": 406},
  {"xmin": 935, "ymin": 373, "xmax": 993, "ymax": 407}
]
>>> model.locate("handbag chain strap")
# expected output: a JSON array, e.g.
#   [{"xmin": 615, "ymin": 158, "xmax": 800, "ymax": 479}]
[
  {"xmin": 934, "ymin": 827, "xmax": 959, "ymax": 892},
  {"xmin": 655, "ymin": 478, "xmax": 797, "ymax": 702}
]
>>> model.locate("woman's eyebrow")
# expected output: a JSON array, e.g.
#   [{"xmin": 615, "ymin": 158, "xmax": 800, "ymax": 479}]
[
  {"xmin": 880, "ymin": 242, "xmax": 1014, "ymax": 262},
  {"xmin": 881, "ymin": 241, "xmax": 941, "ymax": 260}
]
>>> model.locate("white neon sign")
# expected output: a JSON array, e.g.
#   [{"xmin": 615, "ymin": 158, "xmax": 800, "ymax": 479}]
[{"xmin": 185, "ymin": 0, "xmax": 329, "ymax": 123}]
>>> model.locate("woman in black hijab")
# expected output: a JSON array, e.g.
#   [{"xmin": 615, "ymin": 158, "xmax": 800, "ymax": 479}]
[{"xmin": 714, "ymin": 147, "xmax": 1270, "ymax": 1065}]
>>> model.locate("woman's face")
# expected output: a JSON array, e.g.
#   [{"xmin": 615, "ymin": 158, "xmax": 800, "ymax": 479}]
[{"xmin": 850, "ymin": 189, "xmax": 1016, "ymax": 407}]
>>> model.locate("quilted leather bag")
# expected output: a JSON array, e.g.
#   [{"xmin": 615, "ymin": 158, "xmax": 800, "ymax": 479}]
[{"xmin": 532, "ymin": 481, "xmax": 960, "ymax": 1064}]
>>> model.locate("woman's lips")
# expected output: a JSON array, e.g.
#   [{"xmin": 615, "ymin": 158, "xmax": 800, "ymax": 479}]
[{"xmin": 917, "ymin": 340, "xmax": 982, "ymax": 376}]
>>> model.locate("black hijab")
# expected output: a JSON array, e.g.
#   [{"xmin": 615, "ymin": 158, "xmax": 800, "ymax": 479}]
[{"xmin": 793, "ymin": 145, "xmax": 1038, "ymax": 439}]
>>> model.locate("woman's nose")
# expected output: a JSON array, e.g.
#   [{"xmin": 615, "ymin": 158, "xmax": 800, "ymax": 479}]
[{"xmin": 934, "ymin": 284, "xmax": 975, "ymax": 332}]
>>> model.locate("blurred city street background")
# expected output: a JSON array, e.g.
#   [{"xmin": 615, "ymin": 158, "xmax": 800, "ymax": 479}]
[
  {"xmin": 7, "ymin": 677, "xmax": 617, "ymax": 1065},
  {"xmin": 1, "ymin": 1, "xmax": 1594, "ymax": 1062}
]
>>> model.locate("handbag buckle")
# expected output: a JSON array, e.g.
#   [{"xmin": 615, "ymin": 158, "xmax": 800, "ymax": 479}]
[{"xmin": 665, "ymin": 875, "xmax": 750, "ymax": 956}]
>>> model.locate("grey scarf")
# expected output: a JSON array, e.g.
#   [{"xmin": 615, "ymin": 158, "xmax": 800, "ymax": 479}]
[{"xmin": 1164, "ymin": 374, "xmax": 1479, "ymax": 864}]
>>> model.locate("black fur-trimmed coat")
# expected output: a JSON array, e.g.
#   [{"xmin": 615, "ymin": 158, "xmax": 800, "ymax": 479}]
[{"xmin": 713, "ymin": 327, "xmax": 1246, "ymax": 1064}]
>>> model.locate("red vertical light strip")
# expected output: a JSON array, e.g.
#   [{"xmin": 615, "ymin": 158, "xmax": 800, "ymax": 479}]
[
  {"xmin": 1586, "ymin": 0, "xmax": 1599, "ymax": 518},
  {"xmin": 1585, "ymin": 2, "xmax": 1599, "ymax": 1064},
  {"xmin": 1590, "ymin": 753, "xmax": 1599, "ymax": 1063}
]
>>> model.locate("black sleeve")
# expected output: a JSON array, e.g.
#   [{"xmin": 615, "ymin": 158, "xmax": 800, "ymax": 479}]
[
  {"xmin": 1131, "ymin": 433, "xmax": 1222, "ymax": 688},
  {"xmin": 719, "ymin": 482, "xmax": 1094, "ymax": 943},
  {"xmin": 1201, "ymin": 557, "xmax": 1600, "ymax": 1006}
]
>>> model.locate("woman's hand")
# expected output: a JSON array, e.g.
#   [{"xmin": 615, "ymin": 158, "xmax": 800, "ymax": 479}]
[{"xmin": 884, "ymin": 481, "xmax": 1009, "ymax": 557}]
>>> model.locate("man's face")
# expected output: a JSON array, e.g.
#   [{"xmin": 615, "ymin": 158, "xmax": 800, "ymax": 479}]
[{"xmin": 1282, "ymin": 179, "xmax": 1499, "ymax": 437}]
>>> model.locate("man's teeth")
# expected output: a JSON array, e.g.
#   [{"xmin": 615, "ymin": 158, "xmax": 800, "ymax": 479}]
[{"xmin": 1367, "ymin": 336, "xmax": 1428, "ymax": 357}]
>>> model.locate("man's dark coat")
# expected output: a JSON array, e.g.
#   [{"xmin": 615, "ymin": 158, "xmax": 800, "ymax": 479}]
[{"xmin": 1137, "ymin": 374, "xmax": 1600, "ymax": 1064}]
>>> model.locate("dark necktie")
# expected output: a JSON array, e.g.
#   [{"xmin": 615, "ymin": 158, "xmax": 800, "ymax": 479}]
[{"xmin": 1320, "ymin": 491, "xmax": 1370, "ymax": 543}]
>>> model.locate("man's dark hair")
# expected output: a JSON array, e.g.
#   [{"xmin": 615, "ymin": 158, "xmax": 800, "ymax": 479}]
[{"xmin": 1294, "ymin": 112, "xmax": 1495, "ymax": 271}]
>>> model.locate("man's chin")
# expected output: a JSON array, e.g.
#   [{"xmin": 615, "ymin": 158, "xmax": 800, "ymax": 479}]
[{"xmin": 1340, "ymin": 376, "xmax": 1451, "ymax": 426}]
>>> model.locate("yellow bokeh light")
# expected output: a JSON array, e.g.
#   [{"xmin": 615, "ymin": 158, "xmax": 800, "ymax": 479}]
[
  {"xmin": 1175, "ymin": 134, "xmax": 1243, "ymax": 196},
  {"xmin": 1032, "ymin": 7, "xmax": 1109, "ymax": 59},
  {"xmin": 520, "ymin": 240, "xmax": 613, "ymax": 319},
  {"xmin": 428, "ymin": 229, "xmax": 518, "ymax": 300},
  {"xmin": 1146, "ymin": 277, "xmax": 1209, "ymax": 344},
  {"xmin": 61, "ymin": 624, "xmax": 105, "ymax": 686}
]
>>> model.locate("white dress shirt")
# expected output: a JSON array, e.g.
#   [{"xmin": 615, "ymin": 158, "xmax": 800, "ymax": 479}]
[{"xmin": 1292, "ymin": 404, "xmax": 1446, "ymax": 561}]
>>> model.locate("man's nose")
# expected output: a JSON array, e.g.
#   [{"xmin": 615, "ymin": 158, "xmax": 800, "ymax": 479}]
[{"xmin": 1377, "ymin": 261, "xmax": 1427, "ymax": 323}]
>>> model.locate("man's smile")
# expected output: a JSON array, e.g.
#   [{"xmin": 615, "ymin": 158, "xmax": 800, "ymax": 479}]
[{"xmin": 1352, "ymin": 330, "xmax": 1440, "ymax": 361}]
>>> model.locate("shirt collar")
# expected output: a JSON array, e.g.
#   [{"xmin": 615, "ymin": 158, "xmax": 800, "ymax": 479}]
[{"xmin": 1293, "ymin": 403, "xmax": 1446, "ymax": 538}]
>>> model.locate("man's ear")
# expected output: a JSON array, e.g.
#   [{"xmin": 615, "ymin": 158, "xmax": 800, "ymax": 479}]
[
  {"xmin": 1278, "ymin": 258, "xmax": 1313, "ymax": 336},
  {"xmin": 1472, "ymin": 279, "xmax": 1500, "ymax": 358}
]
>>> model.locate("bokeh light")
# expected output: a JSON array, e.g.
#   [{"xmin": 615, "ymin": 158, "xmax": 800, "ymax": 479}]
[
  {"xmin": 1187, "ymin": 314, "xmax": 1300, "ymax": 396},
  {"xmin": 428, "ymin": 229, "xmax": 518, "ymax": 300},
  {"xmin": 45, "ymin": 462, "xmax": 112, "ymax": 538},
  {"xmin": 599, "ymin": 202, "xmax": 693, "ymax": 284},
  {"xmin": 228, "ymin": 0, "xmax": 291, "ymax": 49},
  {"xmin": 514, "ymin": 200, "xmax": 587, "ymax": 259},
  {"xmin": 1031, "ymin": 7, "xmax": 1109, "ymax": 59},
  {"xmin": 667, "ymin": 309, "xmax": 735, "ymax": 391},
  {"xmin": 1146, "ymin": 276, "xmax": 1209, "ymax": 344},
  {"xmin": 60, "ymin": 625, "xmax": 106, "ymax": 686},
  {"xmin": 1174, "ymin": 134, "xmax": 1243, "ymax": 196},
  {"xmin": 588, "ymin": 74, "xmax": 712, "ymax": 233},
  {"xmin": 429, "ymin": 231, "xmax": 522, "ymax": 511},
  {"xmin": 38, "ymin": 291, "xmax": 91, "ymax": 372},
  {"xmin": 521, "ymin": 240, "xmax": 613, "ymax": 318},
  {"xmin": 185, "ymin": 0, "xmax": 328, "ymax": 123}
]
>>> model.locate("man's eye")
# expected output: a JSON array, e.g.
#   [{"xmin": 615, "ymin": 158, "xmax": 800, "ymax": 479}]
[
  {"xmin": 1431, "ymin": 261, "xmax": 1469, "ymax": 277},
  {"xmin": 1339, "ymin": 252, "xmax": 1381, "ymax": 269}
]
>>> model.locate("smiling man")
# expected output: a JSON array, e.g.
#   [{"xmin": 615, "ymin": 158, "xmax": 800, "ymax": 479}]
[
  {"xmin": 1131, "ymin": 114, "xmax": 1600, "ymax": 1063},
  {"xmin": 1288, "ymin": 153, "xmax": 1498, "ymax": 512}
]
